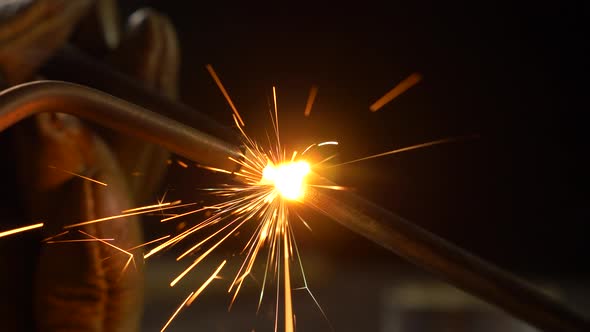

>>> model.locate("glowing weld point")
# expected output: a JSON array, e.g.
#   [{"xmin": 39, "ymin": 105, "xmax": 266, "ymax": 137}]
[{"xmin": 261, "ymin": 161, "xmax": 311, "ymax": 200}]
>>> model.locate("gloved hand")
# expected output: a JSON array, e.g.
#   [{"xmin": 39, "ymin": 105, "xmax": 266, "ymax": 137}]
[{"xmin": 0, "ymin": 1, "xmax": 180, "ymax": 330}]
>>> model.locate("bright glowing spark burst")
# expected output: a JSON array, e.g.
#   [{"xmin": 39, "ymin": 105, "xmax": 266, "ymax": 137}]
[
  {"xmin": 148, "ymin": 80, "xmax": 333, "ymax": 332},
  {"xmin": 0, "ymin": 222, "xmax": 44, "ymax": 238},
  {"xmin": 261, "ymin": 161, "xmax": 311, "ymax": 200},
  {"xmin": 150, "ymin": 67, "xmax": 460, "ymax": 331},
  {"xmin": 154, "ymin": 67, "xmax": 470, "ymax": 332},
  {"xmin": 31, "ymin": 65, "xmax": 468, "ymax": 332}
]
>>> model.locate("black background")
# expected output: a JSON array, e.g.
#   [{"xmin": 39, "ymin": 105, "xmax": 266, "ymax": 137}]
[{"xmin": 117, "ymin": 1, "xmax": 589, "ymax": 276}]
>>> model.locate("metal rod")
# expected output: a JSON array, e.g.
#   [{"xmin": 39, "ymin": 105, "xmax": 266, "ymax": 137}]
[
  {"xmin": 306, "ymin": 186, "xmax": 590, "ymax": 332},
  {"xmin": 39, "ymin": 44, "xmax": 239, "ymax": 144},
  {"xmin": 0, "ymin": 80, "xmax": 242, "ymax": 171}
]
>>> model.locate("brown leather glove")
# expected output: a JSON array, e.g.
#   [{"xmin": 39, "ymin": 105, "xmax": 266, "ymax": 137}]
[{"xmin": 0, "ymin": 1, "xmax": 180, "ymax": 330}]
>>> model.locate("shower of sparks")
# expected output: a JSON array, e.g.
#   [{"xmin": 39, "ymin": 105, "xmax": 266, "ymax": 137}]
[
  {"xmin": 144, "ymin": 68, "xmax": 459, "ymax": 331},
  {"xmin": 304, "ymin": 85, "xmax": 319, "ymax": 117},
  {"xmin": 134, "ymin": 73, "xmax": 333, "ymax": 331},
  {"xmin": 369, "ymin": 72, "xmax": 422, "ymax": 112},
  {"xmin": 34, "ymin": 66, "xmax": 469, "ymax": 332},
  {"xmin": 47, "ymin": 165, "xmax": 108, "ymax": 186},
  {"xmin": 0, "ymin": 222, "xmax": 44, "ymax": 238}
]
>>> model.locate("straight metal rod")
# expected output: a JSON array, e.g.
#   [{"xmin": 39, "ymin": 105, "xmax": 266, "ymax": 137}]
[
  {"xmin": 0, "ymin": 80, "xmax": 242, "ymax": 171},
  {"xmin": 306, "ymin": 186, "xmax": 590, "ymax": 332}
]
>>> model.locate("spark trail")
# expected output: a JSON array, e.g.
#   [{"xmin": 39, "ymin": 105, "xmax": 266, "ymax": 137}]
[
  {"xmin": 0, "ymin": 222, "xmax": 44, "ymax": 238},
  {"xmin": 370, "ymin": 72, "xmax": 422, "ymax": 112}
]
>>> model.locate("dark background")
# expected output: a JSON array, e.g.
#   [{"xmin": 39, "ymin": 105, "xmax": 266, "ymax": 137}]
[{"xmin": 118, "ymin": 1, "xmax": 589, "ymax": 273}]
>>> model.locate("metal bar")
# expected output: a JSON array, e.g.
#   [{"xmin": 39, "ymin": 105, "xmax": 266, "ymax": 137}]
[
  {"xmin": 306, "ymin": 186, "xmax": 590, "ymax": 332},
  {"xmin": 0, "ymin": 80, "xmax": 242, "ymax": 171},
  {"xmin": 39, "ymin": 44, "xmax": 239, "ymax": 144}
]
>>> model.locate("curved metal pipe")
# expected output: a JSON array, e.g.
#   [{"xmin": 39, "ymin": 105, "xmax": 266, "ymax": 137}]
[
  {"xmin": 0, "ymin": 80, "xmax": 243, "ymax": 171},
  {"xmin": 40, "ymin": 45, "xmax": 240, "ymax": 144}
]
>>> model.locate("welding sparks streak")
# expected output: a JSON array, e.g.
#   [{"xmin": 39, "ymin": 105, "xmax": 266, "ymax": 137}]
[
  {"xmin": 187, "ymin": 260, "xmax": 227, "ymax": 305},
  {"xmin": 161, "ymin": 291, "xmax": 194, "ymax": 332},
  {"xmin": 272, "ymin": 86, "xmax": 281, "ymax": 156},
  {"xmin": 48, "ymin": 165, "xmax": 108, "ymax": 186},
  {"xmin": 121, "ymin": 201, "xmax": 180, "ymax": 213},
  {"xmin": 125, "ymin": 235, "xmax": 171, "ymax": 252},
  {"xmin": 304, "ymin": 85, "xmax": 318, "ymax": 117},
  {"xmin": 64, "ymin": 202, "xmax": 198, "ymax": 228},
  {"xmin": 0, "ymin": 222, "xmax": 44, "ymax": 238},
  {"xmin": 327, "ymin": 137, "xmax": 461, "ymax": 168},
  {"xmin": 283, "ymin": 224, "xmax": 294, "ymax": 332},
  {"xmin": 78, "ymin": 230, "xmax": 136, "ymax": 274},
  {"xmin": 195, "ymin": 164, "xmax": 234, "ymax": 174},
  {"xmin": 369, "ymin": 72, "xmax": 422, "ymax": 112},
  {"xmin": 206, "ymin": 64, "xmax": 245, "ymax": 127},
  {"xmin": 46, "ymin": 238, "xmax": 114, "ymax": 244},
  {"xmin": 160, "ymin": 206, "xmax": 216, "ymax": 223},
  {"xmin": 42, "ymin": 230, "xmax": 69, "ymax": 242},
  {"xmin": 101, "ymin": 236, "xmax": 172, "ymax": 264}
]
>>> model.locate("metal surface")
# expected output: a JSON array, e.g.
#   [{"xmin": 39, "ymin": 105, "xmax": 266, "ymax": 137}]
[
  {"xmin": 0, "ymin": 80, "xmax": 242, "ymax": 171},
  {"xmin": 306, "ymin": 186, "xmax": 590, "ymax": 332}
]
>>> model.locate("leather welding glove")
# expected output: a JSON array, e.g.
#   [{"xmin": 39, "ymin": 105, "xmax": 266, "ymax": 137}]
[
  {"xmin": 0, "ymin": 0, "xmax": 94, "ymax": 85},
  {"xmin": 0, "ymin": 1, "xmax": 181, "ymax": 331},
  {"xmin": 102, "ymin": 7, "xmax": 179, "ymax": 205}
]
